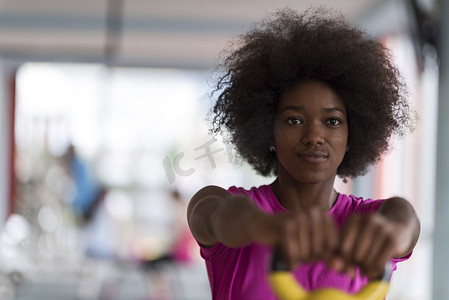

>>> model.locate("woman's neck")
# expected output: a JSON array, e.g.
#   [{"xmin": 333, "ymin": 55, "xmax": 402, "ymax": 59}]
[{"xmin": 271, "ymin": 177, "xmax": 338, "ymax": 211}]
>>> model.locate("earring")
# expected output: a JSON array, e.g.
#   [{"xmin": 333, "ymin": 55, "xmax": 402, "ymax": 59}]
[
  {"xmin": 346, "ymin": 146, "xmax": 350, "ymax": 153},
  {"xmin": 269, "ymin": 146, "xmax": 276, "ymax": 152}
]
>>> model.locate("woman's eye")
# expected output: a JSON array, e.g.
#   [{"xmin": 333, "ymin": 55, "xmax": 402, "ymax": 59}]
[
  {"xmin": 326, "ymin": 118, "xmax": 342, "ymax": 126},
  {"xmin": 286, "ymin": 117, "xmax": 302, "ymax": 125}
]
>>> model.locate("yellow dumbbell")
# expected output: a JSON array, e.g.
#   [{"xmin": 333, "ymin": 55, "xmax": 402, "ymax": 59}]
[{"xmin": 269, "ymin": 249, "xmax": 391, "ymax": 300}]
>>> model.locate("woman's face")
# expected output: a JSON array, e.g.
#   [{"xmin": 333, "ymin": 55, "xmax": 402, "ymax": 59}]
[{"xmin": 273, "ymin": 81, "xmax": 348, "ymax": 184}]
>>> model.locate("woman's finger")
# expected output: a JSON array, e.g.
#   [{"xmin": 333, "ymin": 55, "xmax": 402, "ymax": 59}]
[
  {"xmin": 323, "ymin": 212, "xmax": 338, "ymax": 261},
  {"xmin": 364, "ymin": 229, "xmax": 396, "ymax": 278},
  {"xmin": 309, "ymin": 208, "xmax": 326, "ymax": 261},
  {"xmin": 297, "ymin": 210, "xmax": 313, "ymax": 261},
  {"xmin": 281, "ymin": 216, "xmax": 301, "ymax": 269},
  {"xmin": 339, "ymin": 215, "xmax": 362, "ymax": 267},
  {"xmin": 353, "ymin": 215, "xmax": 378, "ymax": 264}
]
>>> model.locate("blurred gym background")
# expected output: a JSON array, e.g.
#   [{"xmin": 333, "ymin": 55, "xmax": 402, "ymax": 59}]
[{"xmin": 0, "ymin": 0, "xmax": 446, "ymax": 299}]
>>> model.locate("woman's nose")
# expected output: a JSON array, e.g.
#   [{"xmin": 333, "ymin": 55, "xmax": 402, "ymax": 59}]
[{"xmin": 301, "ymin": 123, "xmax": 325, "ymax": 145}]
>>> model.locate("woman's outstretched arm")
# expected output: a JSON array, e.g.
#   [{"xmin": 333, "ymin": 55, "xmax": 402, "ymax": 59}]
[{"xmin": 187, "ymin": 185, "xmax": 283, "ymax": 248}]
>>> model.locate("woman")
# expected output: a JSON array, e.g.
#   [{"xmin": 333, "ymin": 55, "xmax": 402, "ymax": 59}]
[{"xmin": 187, "ymin": 8, "xmax": 420, "ymax": 299}]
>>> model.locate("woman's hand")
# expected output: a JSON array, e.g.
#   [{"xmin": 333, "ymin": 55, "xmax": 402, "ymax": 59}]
[
  {"xmin": 277, "ymin": 208, "xmax": 394, "ymax": 277},
  {"xmin": 279, "ymin": 207, "xmax": 339, "ymax": 270},
  {"xmin": 330, "ymin": 214, "xmax": 397, "ymax": 278},
  {"xmin": 278, "ymin": 198, "xmax": 420, "ymax": 279},
  {"xmin": 329, "ymin": 197, "xmax": 420, "ymax": 278}
]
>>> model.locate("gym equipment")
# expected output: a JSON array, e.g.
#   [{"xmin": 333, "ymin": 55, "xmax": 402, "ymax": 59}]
[{"xmin": 269, "ymin": 249, "xmax": 391, "ymax": 300}]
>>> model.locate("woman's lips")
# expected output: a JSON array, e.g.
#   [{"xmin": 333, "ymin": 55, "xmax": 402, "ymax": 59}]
[{"xmin": 298, "ymin": 151, "xmax": 328, "ymax": 164}]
